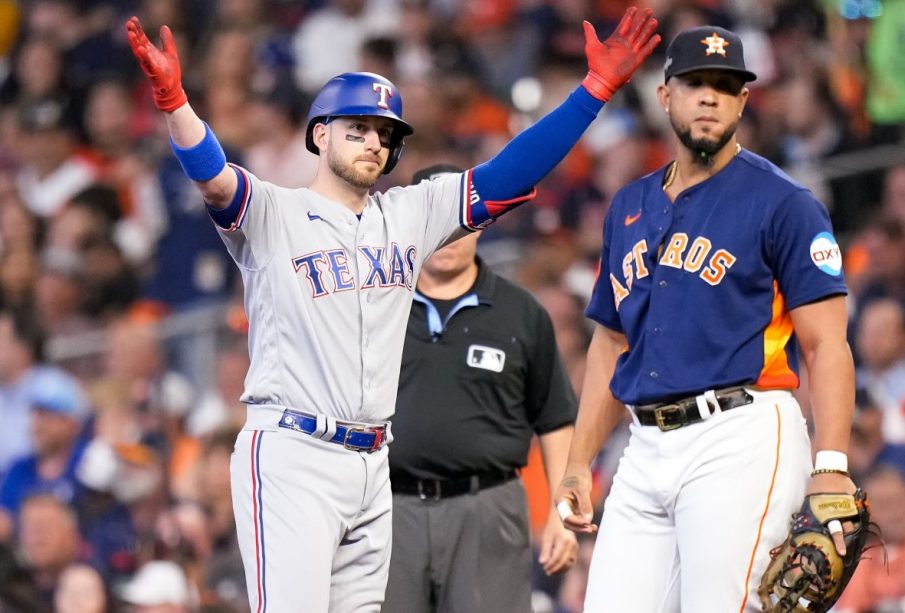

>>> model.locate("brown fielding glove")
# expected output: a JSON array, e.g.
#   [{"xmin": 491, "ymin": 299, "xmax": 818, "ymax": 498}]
[
  {"xmin": 758, "ymin": 489, "xmax": 873, "ymax": 612},
  {"xmin": 125, "ymin": 16, "xmax": 187, "ymax": 112}
]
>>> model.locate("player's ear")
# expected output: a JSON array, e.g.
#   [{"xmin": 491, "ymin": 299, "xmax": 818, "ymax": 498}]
[
  {"xmin": 656, "ymin": 83, "xmax": 669, "ymax": 113},
  {"xmin": 737, "ymin": 86, "xmax": 749, "ymax": 116},
  {"xmin": 313, "ymin": 122, "xmax": 330, "ymax": 154}
]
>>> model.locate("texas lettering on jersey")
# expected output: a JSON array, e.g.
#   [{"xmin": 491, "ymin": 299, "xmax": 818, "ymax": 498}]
[
  {"xmin": 611, "ymin": 232, "xmax": 737, "ymax": 309},
  {"xmin": 292, "ymin": 243, "xmax": 417, "ymax": 297}
]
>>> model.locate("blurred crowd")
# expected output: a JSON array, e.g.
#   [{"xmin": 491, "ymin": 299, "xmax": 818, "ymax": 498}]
[{"xmin": 0, "ymin": 0, "xmax": 904, "ymax": 611}]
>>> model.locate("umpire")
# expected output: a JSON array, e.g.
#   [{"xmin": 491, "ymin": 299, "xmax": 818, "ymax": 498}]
[{"xmin": 383, "ymin": 165, "xmax": 579, "ymax": 613}]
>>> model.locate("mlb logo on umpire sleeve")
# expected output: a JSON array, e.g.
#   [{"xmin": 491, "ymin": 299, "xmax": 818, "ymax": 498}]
[{"xmin": 467, "ymin": 345, "xmax": 506, "ymax": 373}]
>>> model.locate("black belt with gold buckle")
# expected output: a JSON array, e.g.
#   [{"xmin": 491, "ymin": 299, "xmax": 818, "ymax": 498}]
[{"xmin": 634, "ymin": 387, "xmax": 754, "ymax": 431}]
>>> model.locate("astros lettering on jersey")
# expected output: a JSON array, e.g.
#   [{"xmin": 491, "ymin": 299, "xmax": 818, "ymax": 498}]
[{"xmin": 585, "ymin": 149, "xmax": 847, "ymax": 406}]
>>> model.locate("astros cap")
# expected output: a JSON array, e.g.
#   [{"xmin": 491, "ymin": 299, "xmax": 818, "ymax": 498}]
[{"xmin": 664, "ymin": 25, "xmax": 756, "ymax": 83}]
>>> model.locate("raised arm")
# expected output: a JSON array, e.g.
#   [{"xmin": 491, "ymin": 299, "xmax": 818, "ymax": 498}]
[
  {"xmin": 126, "ymin": 17, "xmax": 237, "ymax": 208},
  {"xmin": 470, "ymin": 7, "xmax": 660, "ymax": 203}
]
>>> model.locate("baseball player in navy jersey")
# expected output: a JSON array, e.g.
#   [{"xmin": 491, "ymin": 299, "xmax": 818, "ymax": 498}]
[
  {"xmin": 553, "ymin": 26, "xmax": 860, "ymax": 612},
  {"xmin": 126, "ymin": 8, "xmax": 659, "ymax": 612}
]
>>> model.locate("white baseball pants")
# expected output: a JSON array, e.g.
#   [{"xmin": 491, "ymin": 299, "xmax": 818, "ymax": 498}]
[
  {"xmin": 231, "ymin": 420, "xmax": 392, "ymax": 613},
  {"xmin": 584, "ymin": 389, "xmax": 812, "ymax": 612}
]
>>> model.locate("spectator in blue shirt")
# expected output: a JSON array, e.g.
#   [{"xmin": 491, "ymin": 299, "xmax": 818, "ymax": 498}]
[
  {"xmin": 0, "ymin": 308, "xmax": 44, "ymax": 480},
  {"xmin": 0, "ymin": 367, "xmax": 89, "ymax": 538}
]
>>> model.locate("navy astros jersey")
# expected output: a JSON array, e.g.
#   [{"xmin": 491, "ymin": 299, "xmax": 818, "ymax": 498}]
[{"xmin": 585, "ymin": 149, "xmax": 847, "ymax": 406}]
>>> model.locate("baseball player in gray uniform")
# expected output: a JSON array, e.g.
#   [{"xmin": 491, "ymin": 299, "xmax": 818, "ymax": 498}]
[{"xmin": 126, "ymin": 7, "xmax": 660, "ymax": 612}]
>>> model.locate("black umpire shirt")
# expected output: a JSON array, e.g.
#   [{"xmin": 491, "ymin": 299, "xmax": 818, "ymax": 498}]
[{"xmin": 389, "ymin": 258, "xmax": 578, "ymax": 481}]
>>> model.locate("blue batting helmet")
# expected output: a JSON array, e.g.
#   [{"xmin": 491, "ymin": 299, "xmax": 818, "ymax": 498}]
[{"xmin": 305, "ymin": 72, "xmax": 414, "ymax": 174}]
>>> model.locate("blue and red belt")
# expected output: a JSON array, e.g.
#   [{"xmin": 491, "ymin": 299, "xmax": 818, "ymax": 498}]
[{"xmin": 278, "ymin": 408, "xmax": 387, "ymax": 452}]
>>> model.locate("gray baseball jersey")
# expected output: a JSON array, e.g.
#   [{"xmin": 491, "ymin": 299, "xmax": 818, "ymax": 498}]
[
  {"xmin": 217, "ymin": 163, "xmax": 535, "ymax": 611},
  {"xmin": 215, "ymin": 165, "xmax": 474, "ymax": 423}
]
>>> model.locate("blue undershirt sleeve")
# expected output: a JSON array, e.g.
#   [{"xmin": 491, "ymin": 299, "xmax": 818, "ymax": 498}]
[
  {"xmin": 207, "ymin": 165, "xmax": 249, "ymax": 230},
  {"xmin": 471, "ymin": 86, "xmax": 604, "ymax": 200}
]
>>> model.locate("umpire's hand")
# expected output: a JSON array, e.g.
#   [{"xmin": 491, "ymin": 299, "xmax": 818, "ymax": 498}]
[{"xmin": 539, "ymin": 511, "xmax": 579, "ymax": 575}]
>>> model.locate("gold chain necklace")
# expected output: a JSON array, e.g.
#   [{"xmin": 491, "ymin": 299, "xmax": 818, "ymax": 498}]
[{"xmin": 663, "ymin": 143, "xmax": 741, "ymax": 192}]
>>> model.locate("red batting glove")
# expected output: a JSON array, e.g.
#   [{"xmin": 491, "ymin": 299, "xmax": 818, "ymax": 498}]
[
  {"xmin": 126, "ymin": 16, "xmax": 187, "ymax": 113},
  {"xmin": 582, "ymin": 7, "xmax": 661, "ymax": 102}
]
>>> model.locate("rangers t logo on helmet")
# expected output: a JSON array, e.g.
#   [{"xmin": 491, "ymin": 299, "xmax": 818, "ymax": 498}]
[{"xmin": 372, "ymin": 82, "xmax": 393, "ymax": 109}]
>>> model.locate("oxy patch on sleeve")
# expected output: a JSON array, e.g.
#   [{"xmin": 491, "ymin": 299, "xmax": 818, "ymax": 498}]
[{"xmin": 809, "ymin": 232, "xmax": 843, "ymax": 276}]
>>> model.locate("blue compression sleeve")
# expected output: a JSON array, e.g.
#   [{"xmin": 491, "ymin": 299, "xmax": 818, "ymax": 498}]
[
  {"xmin": 170, "ymin": 122, "xmax": 227, "ymax": 182},
  {"xmin": 471, "ymin": 86, "xmax": 604, "ymax": 201}
]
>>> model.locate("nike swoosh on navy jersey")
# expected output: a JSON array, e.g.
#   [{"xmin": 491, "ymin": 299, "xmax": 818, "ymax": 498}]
[
  {"xmin": 307, "ymin": 211, "xmax": 323, "ymax": 221},
  {"xmin": 624, "ymin": 211, "xmax": 642, "ymax": 226}
]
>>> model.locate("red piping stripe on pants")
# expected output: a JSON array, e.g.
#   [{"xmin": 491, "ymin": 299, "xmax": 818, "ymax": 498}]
[{"xmin": 251, "ymin": 431, "xmax": 267, "ymax": 612}]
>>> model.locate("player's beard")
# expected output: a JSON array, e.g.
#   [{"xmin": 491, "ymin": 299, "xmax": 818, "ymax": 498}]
[
  {"xmin": 672, "ymin": 116, "xmax": 738, "ymax": 168},
  {"xmin": 327, "ymin": 147, "xmax": 384, "ymax": 190}
]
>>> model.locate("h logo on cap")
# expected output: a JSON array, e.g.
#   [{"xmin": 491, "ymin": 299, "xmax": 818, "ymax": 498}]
[{"xmin": 701, "ymin": 33, "xmax": 729, "ymax": 57}]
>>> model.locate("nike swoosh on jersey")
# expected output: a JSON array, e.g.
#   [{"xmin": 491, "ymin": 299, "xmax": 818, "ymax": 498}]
[
  {"xmin": 624, "ymin": 211, "xmax": 642, "ymax": 226},
  {"xmin": 307, "ymin": 211, "xmax": 323, "ymax": 222}
]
